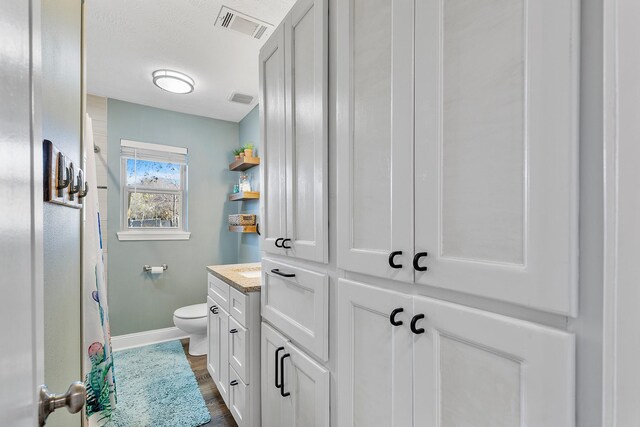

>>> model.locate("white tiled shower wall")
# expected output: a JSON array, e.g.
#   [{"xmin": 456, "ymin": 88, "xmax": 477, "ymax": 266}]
[{"xmin": 87, "ymin": 95, "xmax": 108, "ymax": 279}]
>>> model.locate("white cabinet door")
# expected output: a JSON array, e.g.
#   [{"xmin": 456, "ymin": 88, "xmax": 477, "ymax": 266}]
[
  {"xmin": 412, "ymin": 295, "xmax": 575, "ymax": 426},
  {"xmin": 414, "ymin": 0, "xmax": 579, "ymax": 315},
  {"xmin": 260, "ymin": 24, "xmax": 288, "ymax": 256},
  {"xmin": 229, "ymin": 316, "xmax": 250, "ymax": 384},
  {"xmin": 218, "ymin": 307, "xmax": 231, "ymax": 406},
  {"xmin": 262, "ymin": 322, "xmax": 289, "ymax": 427},
  {"xmin": 337, "ymin": 279, "xmax": 413, "ymax": 427},
  {"xmin": 281, "ymin": 341, "xmax": 330, "ymax": 427},
  {"xmin": 283, "ymin": 0, "xmax": 328, "ymax": 263},
  {"xmin": 207, "ymin": 296, "xmax": 220, "ymax": 383},
  {"xmin": 336, "ymin": 0, "xmax": 415, "ymax": 282}
]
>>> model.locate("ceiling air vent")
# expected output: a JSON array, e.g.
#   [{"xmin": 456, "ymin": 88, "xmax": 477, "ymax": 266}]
[
  {"xmin": 215, "ymin": 6, "xmax": 274, "ymax": 40},
  {"xmin": 228, "ymin": 92, "xmax": 255, "ymax": 105}
]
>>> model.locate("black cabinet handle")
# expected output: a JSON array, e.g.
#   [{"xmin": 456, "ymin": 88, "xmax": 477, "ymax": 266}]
[
  {"xmin": 413, "ymin": 252, "xmax": 428, "ymax": 271},
  {"xmin": 275, "ymin": 238, "xmax": 284, "ymax": 248},
  {"xmin": 230, "ymin": 380, "xmax": 239, "ymax": 386},
  {"xmin": 230, "ymin": 328, "xmax": 238, "ymax": 334},
  {"xmin": 209, "ymin": 305, "xmax": 218, "ymax": 313},
  {"xmin": 275, "ymin": 347, "xmax": 285, "ymax": 389},
  {"xmin": 271, "ymin": 268, "xmax": 296, "ymax": 278},
  {"xmin": 389, "ymin": 308, "xmax": 404, "ymax": 326},
  {"xmin": 282, "ymin": 238, "xmax": 292, "ymax": 249},
  {"xmin": 280, "ymin": 353, "xmax": 291, "ymax": 397},
  {"xmin": 388, "ymin": 251, "xmax": 403, "ymax": 269},
  {"xmin": 410, "ymin": 314, "xmax": 425, "ymax": 334}
]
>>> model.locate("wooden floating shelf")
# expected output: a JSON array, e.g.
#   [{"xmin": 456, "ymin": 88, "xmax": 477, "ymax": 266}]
[
  {"xmin": 228, "ymin": 191, "xmax": 260, "ymax": 201},
  {"xmin": 229, "ymin": 157, "xmax": 260, "ymax": 171},
  {"xmin": 229, "ymin": 225, "xmax": 257, "ymax": 233}
]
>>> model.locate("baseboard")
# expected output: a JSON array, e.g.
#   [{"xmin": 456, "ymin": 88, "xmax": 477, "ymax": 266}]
[{"xmin": 111, "ymin": 327, "xmax": 189, "ymax": 351}]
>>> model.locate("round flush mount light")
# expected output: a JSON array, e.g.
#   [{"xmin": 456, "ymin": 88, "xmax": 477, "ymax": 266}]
[{"xmin": 152, "ymin": 69, "xmax": 195, "ymax": 94}]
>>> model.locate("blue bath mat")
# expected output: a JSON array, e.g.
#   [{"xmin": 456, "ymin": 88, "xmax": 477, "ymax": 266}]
[{"xmin": 107, "ymin": 340, "xmax": 211, "ymax": 427}]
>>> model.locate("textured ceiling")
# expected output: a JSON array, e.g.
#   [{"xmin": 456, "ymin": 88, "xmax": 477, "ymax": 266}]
[{"xmin": 86, "ymin": 0, "xmax": 295, "ymax": 122}]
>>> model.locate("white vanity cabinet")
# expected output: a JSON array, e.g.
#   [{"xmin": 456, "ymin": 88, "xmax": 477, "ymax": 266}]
[
  {"xmin": 259, "ymin": 0, "xmax": 328, "ymax": 264},
  {"xmin": 207, "ymin": 272, "xmax": 261, "ymax": 427},
  {"xmin": 337, "ymin": 279, "xmax": 575, "ymax": 426},
  {"xmin": 261, "ymin": 323, "xmax": 330, "ymax": 427},
  {"xmin": 336, "ymin": 0, "xmax": 579, "ymax": 315}
]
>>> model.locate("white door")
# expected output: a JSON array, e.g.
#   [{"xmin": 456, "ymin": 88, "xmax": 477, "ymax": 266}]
[
  {"xmin": 283, "ymin": 0, "xmax": 328, "ymax": 263},
  {"xmin": 207, "ymin": 297, "xmax": 221, "ymax": 383},
  {"xmin": 281, "ymin": 341, "xmax": 330, "ymax": 427},
  {"xmin": 336, "ymin": 0, "xmax": 415, "ymax": 282},
  {"xmin": 414, "ymin": 0, "xmax": 579, "ymax": 315},
  {"xmin": 1, "ymin": 1, "xmax": 44, "ymax": 425},
  {"xmin": 336, "ymin": 279, "xmax": 413, "ymax": 427},
  {"xmin": 412, "ymin": 295, "xmax": 575, "ymax": 426},
  {"xmin": 261, "ymin": 322, "xmax": 289, "ymax": 427},
  {"xmin": 260, "ymin": 24, "xmax": 288, "ymax": 256}
]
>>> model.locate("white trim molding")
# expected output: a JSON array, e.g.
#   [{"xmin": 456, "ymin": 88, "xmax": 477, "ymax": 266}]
[
  {"xmin": 117, "ymin": 230, "xmax": 191, "ymax": 241},
  {"xmin": 602, "ymin": 0, "xmax": 640, "ymax": 424},
  {"xmin": 111, "ymin": 326, "xmax": 188, "ymax": 351}
]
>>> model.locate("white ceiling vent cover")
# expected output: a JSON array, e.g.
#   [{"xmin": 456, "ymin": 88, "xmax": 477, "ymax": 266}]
[
  {"xmin": 228, "ymin": 92, "xmax": 255, "ymax": 105},
  {"xmin": 215, "ymin": 6, "xmax": 274, "ymax": 40}
]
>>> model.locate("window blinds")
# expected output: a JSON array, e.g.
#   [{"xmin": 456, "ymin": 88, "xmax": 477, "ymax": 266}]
[{"xmin": 120, "ymin": 139, "xmax": 188, "ymax": 165}]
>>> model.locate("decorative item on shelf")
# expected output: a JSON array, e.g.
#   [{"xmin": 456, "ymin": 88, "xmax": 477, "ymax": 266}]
[
  {"xmin": 233, "ymin": 184, "xmax": 240, "ymax": 194},
  {"xmin": 233, "ymin": 148, "xmax": 243, "ymax": 160},
  {"xmin": 239, "ymin": 172, "xmax": 251, "ymax": 192},
  {"xmin": 229, "ymin": 214, "xmax": 257, "ymax": 226},
  {"xmin": 243, "ymin": 143, "xmax": 254, "ymax": 158}
]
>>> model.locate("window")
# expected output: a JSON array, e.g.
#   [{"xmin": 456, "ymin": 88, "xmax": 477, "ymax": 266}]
[{"xmin": 117, "ymin": 140, "xmax": 190, "ymax": 241}]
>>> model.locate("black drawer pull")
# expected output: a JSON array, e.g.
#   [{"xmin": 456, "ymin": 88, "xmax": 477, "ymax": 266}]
[
  {"xmin": 271, "ymin": 268, "xmax": 296, "ymax": 278},
  {"xmin": 389, "ymin": 308, "xmax": 404, "ymax": 326},
  {"xmin": 388, "ymin": 251, "xmax": 403, "ymax": 269},
  {"xmin": 413, "ymin": 252, "xmax": 428, "ymax": 271},
  {"xmin": 282, "ymin": 238, "xmax": 292, "ymax": 249},
  {"xmin": 209, "ymin": 305, "xmax": 217, "ymax": 313},
  {"xmin": 230, "ymin": 328, "xmax": 238, "ymax": 334},
  {"xmin": 275, "ymin": 347, "xmax": 285, "ymax": 389},
  {"xmin": 275, "ymin": 238, "xmax": 284, "ymax": 248},
  {"xmin": 230, "ymin": 380, "xmax": 238, "ymax": 386},
  {"xmin": 410, "ymin": 314, "xmax": 425, "ymax": 335},
  {"xmin": 280, "ymin": 353, "xmax": 291, "ymax": 397}
]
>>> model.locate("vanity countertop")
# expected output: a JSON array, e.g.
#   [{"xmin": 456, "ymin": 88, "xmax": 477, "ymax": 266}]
[{"xmin": 206, "ymin": 262, "xmax": 262, "ymax": 294}]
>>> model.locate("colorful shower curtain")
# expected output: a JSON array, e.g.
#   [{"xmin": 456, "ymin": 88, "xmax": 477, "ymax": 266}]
[{"xmin": 83, "ymin": 114, "xmax": 117, "ymax": 426}]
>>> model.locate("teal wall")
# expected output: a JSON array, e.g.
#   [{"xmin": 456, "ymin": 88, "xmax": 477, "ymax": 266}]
[
  {"xmin": 107, "ymin": 99, "xmax": 240, "ymax": 335},
  {"xmin": 237, "ymin": 105, "xmax": 261, "ymax": 262}
]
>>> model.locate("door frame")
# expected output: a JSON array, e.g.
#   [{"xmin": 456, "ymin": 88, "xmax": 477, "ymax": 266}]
[{"xmin": 602, "ymin": 0, "xmax": 640, "ymax": 424}]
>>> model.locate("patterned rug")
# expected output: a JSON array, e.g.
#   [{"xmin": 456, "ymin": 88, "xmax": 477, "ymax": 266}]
[{"xmin": 107, "ymin": 340, "xmax": 211, "ymax": 427}]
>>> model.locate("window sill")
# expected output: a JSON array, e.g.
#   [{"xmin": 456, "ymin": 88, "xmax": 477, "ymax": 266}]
[{"xmin": 117, "ymin": 231, "xmax": 191, "ymax": 241}]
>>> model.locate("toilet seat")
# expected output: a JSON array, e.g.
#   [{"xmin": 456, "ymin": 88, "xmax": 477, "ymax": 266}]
[{"xmin": 173, "ymin": 303, "xmax": 207, "ymax": 320}]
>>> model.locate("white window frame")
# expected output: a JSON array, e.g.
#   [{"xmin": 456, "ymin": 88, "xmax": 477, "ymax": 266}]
[{"xmin": 116, "ymin": 139, "xmax": 190, "ymax": 241}]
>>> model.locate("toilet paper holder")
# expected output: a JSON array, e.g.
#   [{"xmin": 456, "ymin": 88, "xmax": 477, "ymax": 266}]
[{"xmin": 143, "ymin": 264, "xmax": 168, "ymax": 272}]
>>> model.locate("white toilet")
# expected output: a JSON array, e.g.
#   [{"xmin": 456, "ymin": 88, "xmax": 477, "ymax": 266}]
[{"xmin": 173, "ymin": 303, "xmax": 208, "ymax": 356}]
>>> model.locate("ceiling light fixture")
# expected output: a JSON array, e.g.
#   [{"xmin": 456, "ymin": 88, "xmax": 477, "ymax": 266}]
[{"xmin": 152, "ymin": 69, "xmax": 195, "ymax": 94}]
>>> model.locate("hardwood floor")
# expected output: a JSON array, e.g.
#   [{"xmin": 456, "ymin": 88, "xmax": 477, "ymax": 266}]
[{"xmin": 181, "ymin": 339, "xmax": 238, "ymax": 427}]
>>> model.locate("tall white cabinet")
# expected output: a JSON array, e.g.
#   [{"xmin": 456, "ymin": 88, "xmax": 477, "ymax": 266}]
[
  {"xmin": 259, "ymin": 0, "xmax": 330, "ymax": 426},
  {"xmin": 337, "ymin": 0, "xmax": 579, "ymax": 316},
  {"xmin": 261, "ymin": 0, "xmax": 580, "ymax": 425},
  {"xmin": 260, "ymin": 0, "xmax": 328, "ymax": 264}
]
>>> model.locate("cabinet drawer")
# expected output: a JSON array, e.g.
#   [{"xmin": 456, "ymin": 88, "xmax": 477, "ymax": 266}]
[
  {"xmin": 262, "ymin": 258, "xmax": 329, "ymax": 361},
  {"xmin": 229, "ymin": 366, "xmax": 248, "ymax": 427},
  {"xmin": 208, "ymin": 273, "xmax": 230, "ymax": 312},
  {"xmin": 229, "ymin": 286, "xmax": 248, "ymax": 327},
  {"xmin": 229, "ymin": 316, "xmax": 250, "ymax": 384}
]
